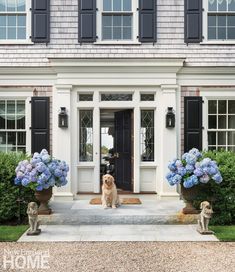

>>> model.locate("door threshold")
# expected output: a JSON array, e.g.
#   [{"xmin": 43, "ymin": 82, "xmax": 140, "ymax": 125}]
[{"xmin": 77, "ymin": 191, "xmax": 157, "ymax": 195}]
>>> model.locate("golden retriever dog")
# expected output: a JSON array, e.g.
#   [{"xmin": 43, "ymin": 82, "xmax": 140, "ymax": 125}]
[{"xmin": 102, "ymin": 174, "xmax": 120, "ymax": 209}]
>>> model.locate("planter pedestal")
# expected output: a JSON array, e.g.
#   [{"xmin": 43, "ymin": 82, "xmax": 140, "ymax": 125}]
[
  {"xmin": 182, "ymin": 202, "xmax": 199, "ymax": 214},
  {"xmin": 35, "ymin": 187, "xmax": 52, "ymax": 215},
  {"xmin": 181, "ymin": 186, "xmax": 200, "ymax": 215}
]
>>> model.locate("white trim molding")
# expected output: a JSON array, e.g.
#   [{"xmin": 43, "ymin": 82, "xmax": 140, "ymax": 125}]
[
  {"xmin": 202, "ymin": 0, "xmax": 235, "ymax": 43},
  {"xmin": 201, "ymin": 88, "xmax": 235, "ymax": 152}
]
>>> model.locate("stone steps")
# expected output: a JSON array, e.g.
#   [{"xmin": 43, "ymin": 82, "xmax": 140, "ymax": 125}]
[
  {"xmin": 38, "ymin": 197, "xmax": 198, "ymax": 225},
  {"xmin": 39, "ymin": 213, "xmax": 198, "ymax": 225}
]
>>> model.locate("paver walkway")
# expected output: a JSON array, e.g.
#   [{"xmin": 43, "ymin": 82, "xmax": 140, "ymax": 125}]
[{"xmin": 18, "ymin": 224, "xmax": 218, "ymax": 242}]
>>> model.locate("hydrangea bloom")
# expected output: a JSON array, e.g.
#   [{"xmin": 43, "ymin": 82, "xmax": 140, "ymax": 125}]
[
  {"xmin": 185, "ymin": 164, "xmax": 194, "ymax": 174},
  {"xmin": 15, "ymin": 149, "xmax": 69, "ymax": 191},
  {"xmin": 168, "ymin": 160, "xmax": 177, "ymax": 171},
  {"xmin": 166, "ymin": 148, "xmax": 223, "ymax": 188},
  {"xmin": 194, "ymin": 167, "xmax": 204, "ymax": 177},
  {"xmin": 212, "ymin": 173, "xmax": 223, "ymax": 184},
  {"xmin": 185, "ymin": 153, "xmax": 197, "ymax": 165},
  {"xmin": 177, "ymin": 167, "xmax": 187, "ymax": 176},
  {"xmin": 183, "ymin": 175, "xmax": 199, "ymax": 188},
  {"xmin": 189, "ymin": 148, "xmax": 202, "ymax": 159}
]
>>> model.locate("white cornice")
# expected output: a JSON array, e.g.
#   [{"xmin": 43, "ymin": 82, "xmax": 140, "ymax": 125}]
[
  {"xmin": 179, "ymin": 66, "xmax": 235, "ymax": 75},
  {"xmin": 49, "ymin": 58, "xmax": 186, "ymax": 67},
  {"xmin": 0, "ymin": 67, "xmax": 56, "ymax": 75},
  {"xmin": 49, "ymin": 58, "xmax": 186, "ymax": 74}
]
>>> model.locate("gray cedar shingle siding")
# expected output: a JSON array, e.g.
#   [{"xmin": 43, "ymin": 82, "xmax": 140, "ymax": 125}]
[{"xmin": 0, "ymin": 0, "xmax": 235, "ymax": 66}]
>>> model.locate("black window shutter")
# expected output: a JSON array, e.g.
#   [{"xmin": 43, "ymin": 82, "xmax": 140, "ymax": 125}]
[
  {"xmin": 31, "ymin": 0, "xmax": 50, "ymax": 43},
  {"xmin": 78, "ymin": 0, "xmax": 96, "ymax": 43},
  {"xmin": 139, "ymin": 0, "xmax": 156, "ymax": 43},
  {"xmin": 184, "ymin": 97, "xmax": 203, "ymax": 152},
  {"xmin": 31, "ymin": 97, "xmax": 50, "ymax": 154},
  {"xmin": 184, "ymin": 0, "xmax": 202, "ymax": 43}
]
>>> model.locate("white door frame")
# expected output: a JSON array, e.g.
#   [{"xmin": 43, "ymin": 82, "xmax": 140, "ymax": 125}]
[{"xmin": 75, "ymin": 87, "xmax": 158, "ymax": 194}]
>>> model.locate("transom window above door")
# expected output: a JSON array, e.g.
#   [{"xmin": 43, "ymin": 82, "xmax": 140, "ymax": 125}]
[
  {"xmin": 96, "ymin": 0, "xmax": 138, "ymax": 42},
  {"xmin": 206, "ymin": 0, "xmax": 235, "ymax": 40}
]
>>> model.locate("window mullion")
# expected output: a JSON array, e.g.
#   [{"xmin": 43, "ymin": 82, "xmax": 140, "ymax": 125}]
[{"xmin": 111, "ymin": 15, "xmax": 113, "ymax": 40}]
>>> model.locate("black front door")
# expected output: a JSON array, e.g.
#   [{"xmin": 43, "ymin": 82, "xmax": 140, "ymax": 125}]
[{"xmin": 114, "ymin": 110, "xmax": 132, "ymax": 191}]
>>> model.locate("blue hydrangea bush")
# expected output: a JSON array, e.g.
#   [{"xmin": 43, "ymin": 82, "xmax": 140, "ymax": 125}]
[
  {"xmin": 166, "ymin": 148, "xmax": 223, "ymax": 188},
  {"xmin": 14, "ymin": 149, "xmax": 69, "ymax": 191}
]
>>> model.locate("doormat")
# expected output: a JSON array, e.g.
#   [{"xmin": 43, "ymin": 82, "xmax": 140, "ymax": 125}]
[{"xmin": 90, "ymin": 198, "xmax": 142, "ymax": 205}]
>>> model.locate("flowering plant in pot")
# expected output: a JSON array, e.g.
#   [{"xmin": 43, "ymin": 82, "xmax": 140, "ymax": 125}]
[
  {"xmin": 14, "ymin": 149, "xmax": 69, "ymax": 214},
  {"xmin": 166, "ymin": 148, "xmax": 222, "ymax": 214}
]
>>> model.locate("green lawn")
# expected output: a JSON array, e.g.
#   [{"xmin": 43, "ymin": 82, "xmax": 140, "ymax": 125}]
[
  {"xmin": 210, "ymin": 226, "xmax": 235, "ymax": 242},
  {"xmin": 0, "ymin": 225, "xmax": 28, "ymax": 242}
]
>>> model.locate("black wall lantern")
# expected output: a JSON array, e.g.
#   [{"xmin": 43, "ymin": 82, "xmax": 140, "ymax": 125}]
[
  {"xmin": 58, "ymin": 107, "xmax": 68, "ymax": 128},
  {"xmin": 166, "ymin": 107, "xmax": 175, "ymax": 128}
]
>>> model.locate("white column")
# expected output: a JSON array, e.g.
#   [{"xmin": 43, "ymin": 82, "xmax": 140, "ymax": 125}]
[
  {"xmin": 133, "ymin": 106, "xmax": 141, "ymax": 193},
  {"xmin": 133, "ymin": 90, "xmax": 140, "ymax": 193},
  {"xmin": 157, "ymin": 85, "xmax": 180, "ymax": 199},
  {"xmin": 52, "ymin": 84, "xmax": 74, "ymax": 201}
]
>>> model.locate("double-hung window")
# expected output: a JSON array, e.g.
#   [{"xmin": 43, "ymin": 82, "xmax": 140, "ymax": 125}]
[
  {"xmin": 208, "ymin": 99, "xmax": 235, "ymax": 151},
  {"xmin": 97, "ymin": 0, "xmax": 138, "ymax": 42},
  {"xmin": 0, "ymin": 100, "xmax": 26, "ymax": 153},
  {"xmin": 0, "ymin": 0, "xmax": 30, "ymax": 41},
  {"xmin": 206, "ymin": 0, "xmax": 235, "ymax": 40}
]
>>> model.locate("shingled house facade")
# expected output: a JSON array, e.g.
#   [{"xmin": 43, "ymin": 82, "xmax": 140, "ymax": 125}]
[{"xmin": 0, "ymin": 0, "xmax": 235, "ymax": 200}]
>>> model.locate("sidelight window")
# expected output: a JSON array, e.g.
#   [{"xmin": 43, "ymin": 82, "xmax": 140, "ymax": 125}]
[
  {"xmin": 141, "ymin": 110, "xmax": 154, "ymax": 161},
  {"xmin": 79, "ymin": 110, "xmax": 93, "ymax": 161}
]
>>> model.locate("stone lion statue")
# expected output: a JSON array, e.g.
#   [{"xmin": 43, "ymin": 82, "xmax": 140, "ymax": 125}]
[
  {"xmin": 197, "ymin": 201, "xmax": 214, "ymax": 234},
  {"xmin": 27, "ymin": 202, "xmax": 41, "ymax": 235}
]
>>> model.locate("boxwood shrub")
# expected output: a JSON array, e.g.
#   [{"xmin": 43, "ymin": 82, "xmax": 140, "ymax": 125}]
[
  {"xmin": 193, "ymin": 150, "xmax": 235, "ymax": 225},
  {"xmin": 0, "ymin": 152, "xmax": 36, "ymax": 223}
]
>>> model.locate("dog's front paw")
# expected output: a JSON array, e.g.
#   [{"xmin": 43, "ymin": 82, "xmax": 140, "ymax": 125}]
[
  {"xmin": 112, "ymin": 205, "xmax": 117, "ymax": 209},
  {"xmin": 103, "ymin": 205, "xmax": 108, "ymax": 209}
]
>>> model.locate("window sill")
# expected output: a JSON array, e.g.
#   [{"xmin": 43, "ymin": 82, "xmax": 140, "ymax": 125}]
[
  {"xmin": 200, "ymin": 41, "xmax": 235, "ymax": 45},
  {"xmin": 140, "ymin": 163, "xmax": 157, "ymax": 168},
  {"xmin": 94, "ymin": 41, "xmax": 141, "ymax": 45},
  {"xmin": 0, "ymin": 40, "xmax": 34, "ymax": 45}
]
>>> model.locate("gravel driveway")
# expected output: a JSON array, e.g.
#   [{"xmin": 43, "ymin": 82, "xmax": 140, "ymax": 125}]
[{"xmin": 1, "ymin": 242, "xmax": 234, "ymax": 272}]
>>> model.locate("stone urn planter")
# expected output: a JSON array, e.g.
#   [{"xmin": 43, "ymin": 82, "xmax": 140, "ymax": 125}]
[
  {"xmin": 181, "ymin": 185, "xmax": 200, "ymax": 214},
  {"xmin": 34, "ymin": 187, "xmax": 52, "ymax": 215}
]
